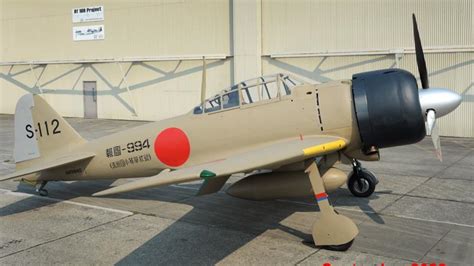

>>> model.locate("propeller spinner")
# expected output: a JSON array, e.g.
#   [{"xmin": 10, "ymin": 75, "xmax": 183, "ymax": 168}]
[{"xmin": 412, "ymin": 14, "xmax": 462, "ymax": 161}]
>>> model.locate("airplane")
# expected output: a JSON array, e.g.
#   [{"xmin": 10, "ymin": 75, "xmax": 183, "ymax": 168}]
[{"xmin": 0, "ymin": 15, "xmax": 462, "ymax": 251}]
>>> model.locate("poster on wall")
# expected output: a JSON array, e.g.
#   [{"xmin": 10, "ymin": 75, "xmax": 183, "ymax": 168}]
[
  {"xmin": 72, "ymin": 6, "xmax": 104, "ymax": 23},
  {"xmin": 73, "ymin": 25, "xmax": 105, "ymax": 41}
]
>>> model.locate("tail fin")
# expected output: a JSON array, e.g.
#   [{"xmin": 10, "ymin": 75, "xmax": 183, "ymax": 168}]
[{"xmin": 13, "ymin": 94, "xmax": 86, "ymax": 169}]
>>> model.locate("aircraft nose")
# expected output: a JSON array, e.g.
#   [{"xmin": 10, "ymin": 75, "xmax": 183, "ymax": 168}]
[{"xmin": 418, "ymin": 88, "xmax": 462, "ymax": 117}]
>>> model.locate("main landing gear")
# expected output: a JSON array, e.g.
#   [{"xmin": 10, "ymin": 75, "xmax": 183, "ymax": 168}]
[
  {"xmin": 35, "ymin": 181, "xmax": 49, "ymax": 197},
  {"xmin": 306, "ymin": 162, "xmax": 358, "ymax": 251},
  {"xmin": 347, "ymin": 159, "xmax": 378, "ymax": 197}
]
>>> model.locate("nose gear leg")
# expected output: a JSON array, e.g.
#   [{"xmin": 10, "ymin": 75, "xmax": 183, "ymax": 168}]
[{"xmin": 348, "ymin": 159, "xmax": 377, "ymax": 197}]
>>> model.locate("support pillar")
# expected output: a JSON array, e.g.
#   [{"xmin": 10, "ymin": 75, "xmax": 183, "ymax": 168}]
[{"xmin": 232, "ymin": 0, "xmax": 262, "ymax": 83}]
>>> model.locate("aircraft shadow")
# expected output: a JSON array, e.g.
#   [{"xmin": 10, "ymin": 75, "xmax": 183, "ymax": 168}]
[
  {"xmin": 93, "ymin": 181, "xmax": 387, "ymax": 264},
  {"xmin": 1, "ymin": 178, "xmax": 387, "ymax": 264},
  {"xmin": 330, "ymin": 188, "xmax": 388, "ymax": 224},
  {"xmin": 0, "ymin": 180, "xmax": 115, "ymax": 217},
  {"xmin": 1, "ymin": 180, "xmax": 317, "ymax": 264},
  {"xmin": 112, "ymin": 186, "xmax": 317, "ymax": 265}
]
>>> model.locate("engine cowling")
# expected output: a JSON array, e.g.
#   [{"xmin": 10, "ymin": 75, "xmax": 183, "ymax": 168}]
[{"xmin": 352, "ymin": 69, "xmax": 426, "ymax": 150}]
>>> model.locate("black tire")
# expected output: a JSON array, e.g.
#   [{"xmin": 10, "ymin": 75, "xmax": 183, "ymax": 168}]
[
  {"xmin": 363, "ymin": 168, "xmax": 379, "ymax": 185},
  {"xmin": 348, "ymin": 169, "xmax": 376, "ymax": 197},
  {"xmin": 324, "ymin": 239, "xmax": 354, "ymax": 251},
  {"xmin": 38, "ymin": 189, "xmax": 48, "ymax": 197}
]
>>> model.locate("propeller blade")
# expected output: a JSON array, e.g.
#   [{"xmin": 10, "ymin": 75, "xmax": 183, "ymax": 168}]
[
  {"xmin": 426, "ymin": 110, "xmax": 442, "ymax": 161},
  {"xmin": 426, "ymin": 109, "xmax": 436, "ymax": 135},
  {"xmin": 412, "ymin": 14, "xmax": 429, "ymax": 89}
]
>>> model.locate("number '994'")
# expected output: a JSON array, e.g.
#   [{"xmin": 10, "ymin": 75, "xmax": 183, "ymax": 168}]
[
  {"xmin": 127, "ymin": 139, "xmax": 150, "ymax": 153},
  {"xmin": 26, "ymin": 119, "xmax": 61, "ymax": 139}
]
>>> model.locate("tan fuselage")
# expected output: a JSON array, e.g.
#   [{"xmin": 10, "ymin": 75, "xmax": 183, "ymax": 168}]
[{"xmin": 44, "ymin": 81, "xmax": 360, "ymax": 181}]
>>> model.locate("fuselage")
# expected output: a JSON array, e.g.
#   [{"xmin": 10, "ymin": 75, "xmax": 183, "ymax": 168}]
[{"xmin": 46, "ymin": 80, "xmax": 359, "ymax": 181}]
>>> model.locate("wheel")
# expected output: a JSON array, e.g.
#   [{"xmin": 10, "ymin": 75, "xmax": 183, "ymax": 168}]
[
  {"xmin": 324, "ymin": 239, "xmax": 354, "ymax": 251},
  {"xmin": 348, "ymin": 169, "xmax": 376, "ymax": 197},
  {"xmin": 35, "ymin": 181, "xmax": 49, "ymax": 197},
  {"xmin": 364, "ymin": 168, "xmax": 379, "ymax": 185},
  {"xmin": 38, "ymin": 189, "xmax": 48, "ymax": 197}
]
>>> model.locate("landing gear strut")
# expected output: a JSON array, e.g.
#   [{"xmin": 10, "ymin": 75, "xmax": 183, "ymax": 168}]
[
  {"xmin": 347, "ymin": 159, "xmax": 378, "ymax": 197},
  {"xmin": 35, "ymin": 181, "xmax": 48, "ymax": 197},
  {"xmin": 306, "ymin": 162, "xmax": 358, "ymax": 251}
]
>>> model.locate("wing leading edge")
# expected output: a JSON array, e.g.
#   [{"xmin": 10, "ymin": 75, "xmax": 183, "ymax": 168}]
[{"xmin": 93, "ymin": 136, "xmax": 347, "ymax": 197}]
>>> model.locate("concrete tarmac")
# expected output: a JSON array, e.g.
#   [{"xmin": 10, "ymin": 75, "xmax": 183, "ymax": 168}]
[{"xmin": 0, "ymin": 114, "xmax": 473, "ymax": 265}]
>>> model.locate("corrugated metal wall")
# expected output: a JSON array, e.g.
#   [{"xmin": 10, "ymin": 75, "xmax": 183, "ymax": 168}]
[
  {"xmin": 262, "ymin": 0, "xmax": 473, "ymax": 51},
  {"xmin": 1, "ymin": 0, "xmax": 473, "ymax": 136},
  {"xmin": 261, "ymin": 0, "xmax": 473, "ymax": 137},
  {"xmin": 0, "ymin": 0, "xmax": 231, "ymax": 61},
  {"xmin": 0, "ymin": 0, "xmax": 232, "ymax": 120},
  {"xmin": 0, "ymin": 60, "xmax": 232, "ymax": 120}
]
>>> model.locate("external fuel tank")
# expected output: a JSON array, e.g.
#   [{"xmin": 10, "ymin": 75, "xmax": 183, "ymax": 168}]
[{"xmin": 226, "ymin": 168, "xmax": 347, "ymax": 201}]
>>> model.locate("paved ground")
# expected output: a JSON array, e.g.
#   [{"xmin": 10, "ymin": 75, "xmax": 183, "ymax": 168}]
[{"xmin": 0, "ymin": 114, "xmax": 473, "ymax": 265}]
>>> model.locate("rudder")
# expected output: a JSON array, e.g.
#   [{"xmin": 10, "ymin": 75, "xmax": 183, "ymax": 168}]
[{"xmin": 14, "ymin": 94, "xmax": 86, "ymax": 169}]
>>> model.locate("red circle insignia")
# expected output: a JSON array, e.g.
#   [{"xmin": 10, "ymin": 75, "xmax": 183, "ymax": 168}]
[{"xmin": 154, "ymin": 127, "xmax": 190, "ymax": 167}]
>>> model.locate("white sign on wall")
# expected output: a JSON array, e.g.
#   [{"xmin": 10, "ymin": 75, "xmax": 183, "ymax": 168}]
[
  {"xmin": 73, "ymin": 25, "xmax": 105, "ymax": 41},
  {"xmin": 72, "ymin": 6, "xmax": 104, "ymax": 23}
]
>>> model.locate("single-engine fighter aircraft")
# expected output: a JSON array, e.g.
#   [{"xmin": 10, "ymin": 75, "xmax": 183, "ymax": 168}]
[{"xmin": 1, "ymin": 15, "xmax": 462, "ymax": 250}]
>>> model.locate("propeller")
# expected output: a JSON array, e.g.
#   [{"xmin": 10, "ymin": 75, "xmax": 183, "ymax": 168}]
[
  {"xmin": 413, "ymin": 14, "xmax": 429, "ymax": 89},
  {"xmin": 426, "ymin": 109, "xmax": 442, "ymax": 161},
  {"xmin": 412, "ymin": 14, "xmax": 461, "ymax": 162}
]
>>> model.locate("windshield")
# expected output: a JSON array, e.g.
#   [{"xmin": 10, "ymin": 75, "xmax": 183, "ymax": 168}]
[{"xmin": 193, "ymin": 73, "xmax": 305, "ymax": 114}]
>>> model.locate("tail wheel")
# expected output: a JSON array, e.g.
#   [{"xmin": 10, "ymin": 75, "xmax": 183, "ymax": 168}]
[
  {"xmin": 38, "ymin": 189, "xmax": 49, "ymax": 197},
  {"xmin": 35, "ymin": 181, "xmax": 49, "ymax": 197}
]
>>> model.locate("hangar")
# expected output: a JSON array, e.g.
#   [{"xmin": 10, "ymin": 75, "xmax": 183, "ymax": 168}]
[{"xmin": 0, "ymin": 0, "xmax": 472, "ymax": 137}]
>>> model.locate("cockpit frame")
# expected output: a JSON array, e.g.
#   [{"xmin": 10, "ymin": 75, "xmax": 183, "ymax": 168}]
[{"xmin": 193, "ymin": 73, "xmax": 304, "ymax": 115}]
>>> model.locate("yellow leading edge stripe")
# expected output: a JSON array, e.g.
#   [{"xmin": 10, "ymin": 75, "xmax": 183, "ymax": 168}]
[{"xmin": 303, "ymin": 139, "xmax": 347, "ymax": 156}]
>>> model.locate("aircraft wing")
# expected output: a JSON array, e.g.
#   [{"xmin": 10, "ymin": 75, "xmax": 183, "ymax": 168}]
[
  {"xmin": 0, "ymin": 152, "xmax": 95, "ymax": 181},
  {"xmin": 93, "ymin": 136, "xmax": 347, "ymax": 197}
]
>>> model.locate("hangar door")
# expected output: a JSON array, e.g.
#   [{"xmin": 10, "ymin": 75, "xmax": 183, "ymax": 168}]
[{"xmin": 83, "ymin": 81, "xmax": 98, "ymax": 119}]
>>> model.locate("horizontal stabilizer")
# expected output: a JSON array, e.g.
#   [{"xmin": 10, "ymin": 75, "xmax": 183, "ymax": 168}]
[{"xmin": 0, "ymin": 152, "xmax": 95, "ymax": 181}]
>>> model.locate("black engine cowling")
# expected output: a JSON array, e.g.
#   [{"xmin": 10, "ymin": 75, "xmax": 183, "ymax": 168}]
[{"xmin": 352, "ymin": 69, "xmax": 426, "ymax": 150}]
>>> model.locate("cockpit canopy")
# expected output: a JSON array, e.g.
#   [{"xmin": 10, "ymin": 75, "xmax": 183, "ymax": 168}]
[{"xmin": 193, "ymin": 73, "xmax": 305, "ymax": 114}]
